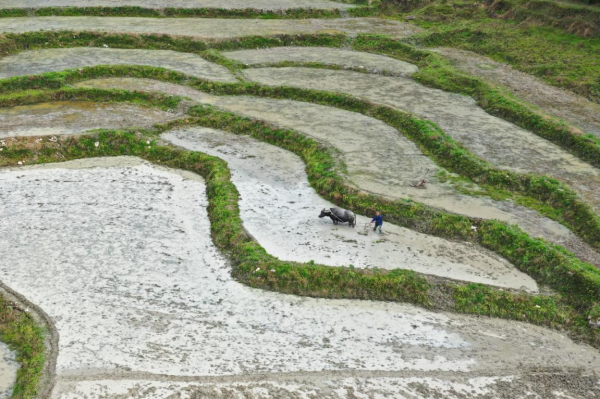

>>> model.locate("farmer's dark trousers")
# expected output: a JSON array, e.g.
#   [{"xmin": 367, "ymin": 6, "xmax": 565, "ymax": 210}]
[{"xmin": 373, "ymin": 224, "xmax": 382, "ymax": 234}]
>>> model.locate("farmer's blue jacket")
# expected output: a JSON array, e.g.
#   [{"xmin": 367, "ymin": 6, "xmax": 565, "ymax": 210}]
[{"xmin": 372, "ymin": 214, "xmax": 383, "ymax": 226}]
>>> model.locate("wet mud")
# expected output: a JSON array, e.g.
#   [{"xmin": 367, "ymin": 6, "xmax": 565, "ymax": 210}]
[
  {"xmin": 0, "ymin": 17, "xmax": 420, "ymax": 40},
  {"xmin": 431, "ymin": 47, "xmax": 600, "ymax": 138},
  {"xmin": 0, "ymin": 101, "xmax": 183, "ymax": 138},
  {"xmin": 0, "ymin": 157, "xmax": 597, "ymax": 398},
  {"xmin": 0, "ymin": 0, "xmax": 354, "ymax": 10},
  {"xmin": 0, "ymin": 343, "xmax": 18, "ymax": 399},
  {"xmin": 0, "ymin": 48, "xmax": 236, "ymax": 82},
  {"xmin": 165, "ymin": 127, "xmax": 537, "ymax": 290},
  {"xmin": 244, "ymin": 67, "xmax": 600, "ymax": 213},
  {"xmin": 75, "ymin": 77, "xmax": 600, "ymax": 266},
  {"xmin": 54, "ymin": 371, "xmax": 600, "ymax": 399},
  {"xmin": 224, "ymin": 47, "xmax": 419, "ymax": 76}
]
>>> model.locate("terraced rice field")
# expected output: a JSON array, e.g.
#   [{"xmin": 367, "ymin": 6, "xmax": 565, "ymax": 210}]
[{"xmin": 0, "ymin": 1, "xmax": 599, "ymax": 398}]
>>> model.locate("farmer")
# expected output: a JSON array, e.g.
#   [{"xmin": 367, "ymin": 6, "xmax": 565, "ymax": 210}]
[{"xmin": 371, "ymin": 211, "xmax": 383, "ymax": 234}]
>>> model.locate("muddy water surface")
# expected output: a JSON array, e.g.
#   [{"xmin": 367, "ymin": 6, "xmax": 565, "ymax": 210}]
[
  {"xmin": 225, "ymin": 47, "xmax": 419, "ymax": 76},
  {"xmin": 0, "ymin": 342, "xmax": 18, "ymax": 399},
  {"xmin": 0, "ymin": 48, "xmax": 236, "ymax": 82},
  {"xmin": 244, "ymin": 67, "xmax": 600, "ymax": 212},
  {"xmin": 0, "ymin": 157, "xmax": 598, "ymax": 398},
  {"xmin": 0, "ymin": 0, "xmax": 353, "ymax": 10},
  {"xmin": 75, "ymin": 78, "xmax": 600, "ymax": 266},
  {"xmin": 0, "ymin": 17, "xmax": 420, "ymax": 39},
  {"xmin": 0, "ymin": 101, "xmax": 183, "ymax": 138},
  {"xmin": 165, "ymin": 127, "xmax": 537, "ymax": 290}
]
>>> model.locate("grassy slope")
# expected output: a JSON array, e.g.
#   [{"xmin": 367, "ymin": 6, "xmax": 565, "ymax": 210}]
[{"xmin": 392, "ymin": 0, "xmax": 600, "ymax": 103}]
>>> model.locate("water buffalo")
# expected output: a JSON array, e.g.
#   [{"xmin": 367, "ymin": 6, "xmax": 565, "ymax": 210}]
[{"xmin": 319, "ymin": 207, "xmax": 356, "ymax": 228}]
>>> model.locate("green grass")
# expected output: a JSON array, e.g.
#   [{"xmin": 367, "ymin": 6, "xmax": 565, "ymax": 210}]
[
  {"xmin": 389, "ymin": 0, "xmax": 600, "ymax": 102},
  {"xmin": 0, "ymin": 295, "xmax": 46, "ymax": 399},
  {"xmin": 414, "ymin": 22, "xmax": 600, "ymax": 102}
]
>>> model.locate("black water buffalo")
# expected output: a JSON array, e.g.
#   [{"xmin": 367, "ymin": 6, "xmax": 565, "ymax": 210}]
[{"xmin": 319, "ymin": 207, "xmax": 356, "ymax": 228}]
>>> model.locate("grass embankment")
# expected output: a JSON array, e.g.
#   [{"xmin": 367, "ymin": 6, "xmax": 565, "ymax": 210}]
[
  {"xmin": 0, "ymin": 294, "xmax": 46, "ymax": 399},
  {"xmin": 1, "ymin": 88, "xmax": 599, "ymax": 344},
  {"xmin": 4, "ymin": 62, "xmax": 600, "ymax": 254},
  {"xmin": 1, "ymin": 30, "xmax": 597, "ymax": 168}
]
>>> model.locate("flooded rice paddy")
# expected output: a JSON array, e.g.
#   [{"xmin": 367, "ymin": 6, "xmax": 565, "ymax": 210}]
[
  {"xmin": 165, "ymin": 127, "xmax": 537, "ymax": 290},
  {"xmin": 225, "ymin": 47, "xmax": 420, "ymax": 76},
  {"xmin": 0, "ymin": 0, "xmax": 353, "ymax": 10},
  {"xmin": 0, "ymin": 48, "xmax": 236, "ymax": 82},
  {"xmin": 0, "ymin": 17, "xmax": 420, "ymax": 40},
  {"xmin": 0, "ymin": 343, "xmax": 18, "ymax": 399},
  {"xmin": 0, "ymin": 157, "xmax": 598, "ymax": 398},
  {"xmin": 0, "ymin": 101, "xmax": 183, "ymax": 138},
  {"xmin": 244, "ymin": 67, "xmax": 600, "ymax": 212},
  {"xmin": 74, "ymin": 77, "xmax": 600, "ymax": 265}
]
